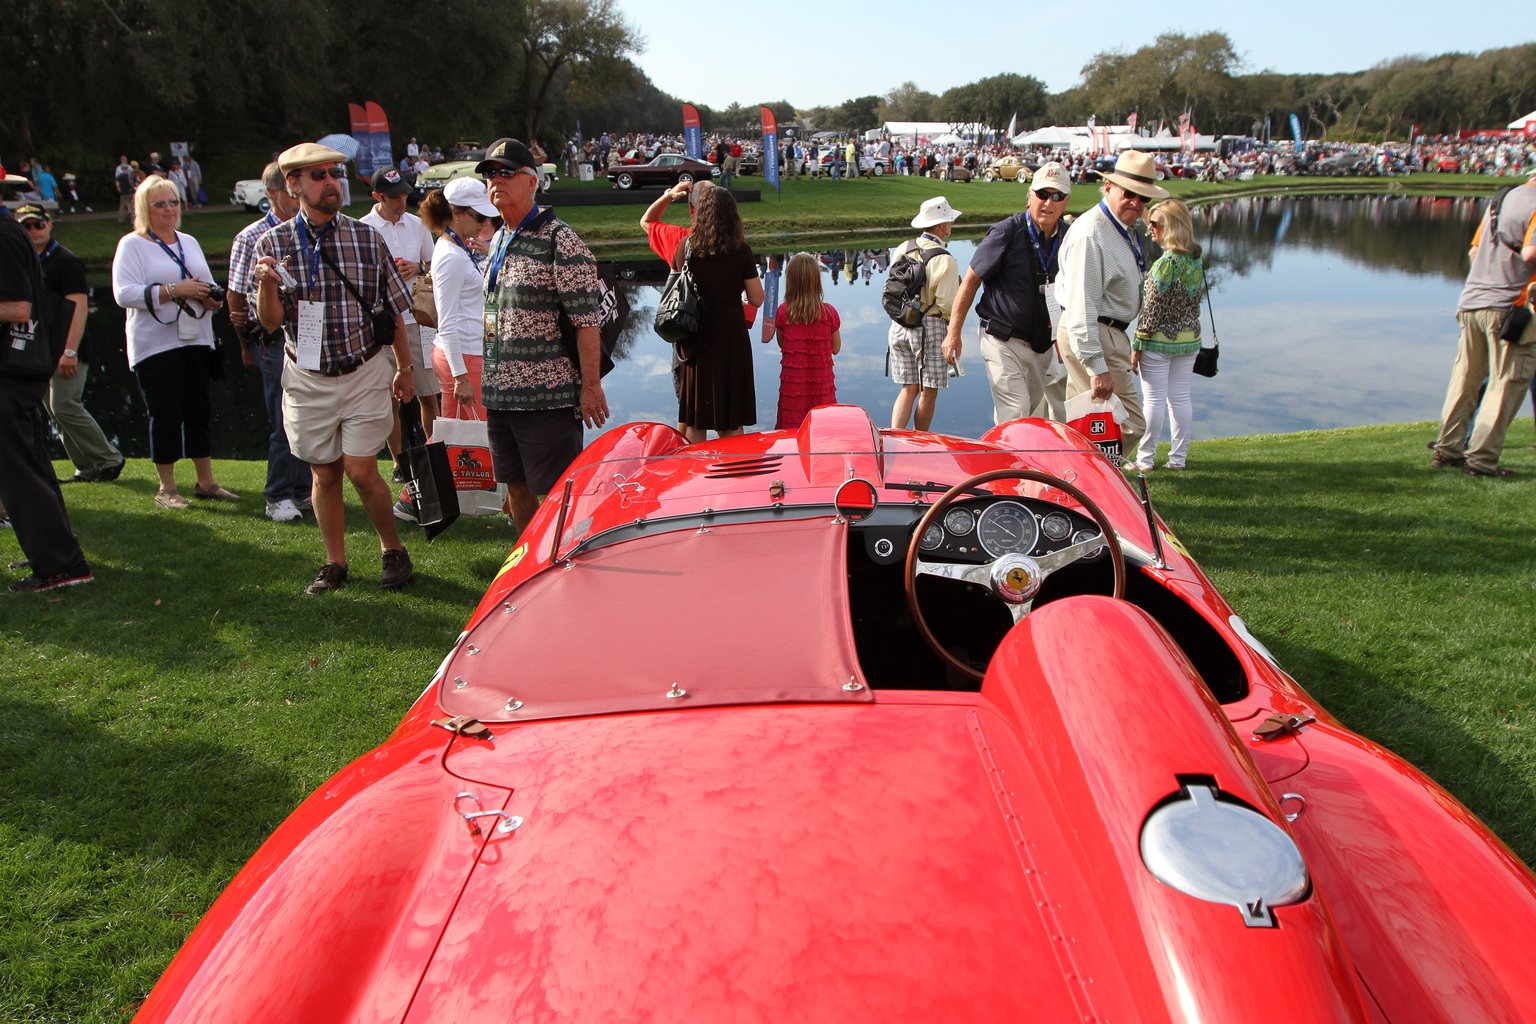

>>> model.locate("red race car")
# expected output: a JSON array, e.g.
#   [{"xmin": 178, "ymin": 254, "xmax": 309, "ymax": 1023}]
[{"xmin": 133, "ymin": 407, "xmax": 1536, "ymax": 1024}]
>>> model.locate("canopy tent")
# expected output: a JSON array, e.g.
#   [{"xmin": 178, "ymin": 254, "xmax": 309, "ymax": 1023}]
[
  {"xmin": 1507, "ymin": 110, "xmax": 1536, "ymax": 130},
  {"xmin": 929, "ymin": 133, "xmax": 965, "ymax": 146},
  {"xmin": 882, "ymin": 121, "xmax": 967, "ymax": 139},
  {"xmin": 1012, "ymin": 125, "xmax": 1078, "ymax": 146}
]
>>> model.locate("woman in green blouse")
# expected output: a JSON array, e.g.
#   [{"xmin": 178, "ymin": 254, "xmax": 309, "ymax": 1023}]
[{"xmin": 1132, "ymin": 199, "xmax": 1203, "ymax": 471}]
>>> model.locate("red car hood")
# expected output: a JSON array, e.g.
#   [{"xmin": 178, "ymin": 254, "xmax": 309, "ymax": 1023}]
[{"xmin": 420, "ymin": 600, "xmax": 1364, "ymax": 1023}]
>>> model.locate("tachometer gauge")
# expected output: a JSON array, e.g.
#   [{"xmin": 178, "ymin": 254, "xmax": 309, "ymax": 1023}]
[
  {"xmin": 920, "ymin": 523, "xmax": 945, "ymax": 551},
  {"xmin": 1072, "ymin": 528, "xmax": 1106, "ymax": 559},
  {"xmin": 1041, "ymin": 512, "xmax": 1072, "ymax": 542},
  {"xmin": 977, "ymin": 502, "xmax": 1038, "ymax": 558},
  {"xmin": 943, "ymin": 508, "xmax": 975, "ymax": 536}
]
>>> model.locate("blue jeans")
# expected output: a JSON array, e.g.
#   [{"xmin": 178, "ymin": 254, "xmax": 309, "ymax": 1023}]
[{"xmin": 255, "ymin": 340, "xmax": 311, "ymax": 503}]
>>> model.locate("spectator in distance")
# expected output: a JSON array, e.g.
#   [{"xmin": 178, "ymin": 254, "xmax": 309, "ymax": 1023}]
[{"xmin": 889, "ymin": 197, "xmax": 961, "ymax": 431}]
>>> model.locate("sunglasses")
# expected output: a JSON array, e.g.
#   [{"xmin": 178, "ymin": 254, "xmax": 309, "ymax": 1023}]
[
  {"xmin": 485, "ymin": 167, "xmax": 533, "ymax": 180},
  {"xmin": 300, "ymin": 167, "xmax": 347, "ymax": 181},
  {"xmin": 465, "ymin": 209, "xmax": 489, "ymax": 223},
  {"xmin": 1149, "ymin": 218, "xmax": 1165, "ymax": 228},
  {"xmin": 1118, "ymin": 187, "xmax": 1150, "ymax": 203},
  {"xmin": 150, "ymin": 199, "xmax": 181, "ymax": 208},
  {"xmin": 1035, "ymin": 190, "xmax": 1068, "ymax": 203},
  {"xmin": 22, "ymin": 220, "xmax": 49, "ymax": 229}
]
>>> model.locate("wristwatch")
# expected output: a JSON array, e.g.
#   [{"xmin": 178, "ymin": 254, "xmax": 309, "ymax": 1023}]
[
  {"xmin": 63, "ymin": 348, "xmax": 77, "ymax": 358},
  {"xmin": 397, "ymin": 364, "xmax": 413, "ymax": 373}
]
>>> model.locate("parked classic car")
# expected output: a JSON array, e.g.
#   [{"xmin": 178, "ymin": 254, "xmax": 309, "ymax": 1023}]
[
  {"xmin": 983, "ymin": 155, "xmax": 1034, "ymax": 182},
  {"xmin": 229, "ymin": 179, "xmax": 269, "ymax": 213},
  {"xmin": 1316, "ymin": 152, "xmax": 1377, "ymax": 176},
  {"xmin": 132, "ymin": 407, "xmax": 1536, "ymax": 1024},
  {"xmin": 609, "ymin": 153, "xmax": 719, "ymax": 190}
]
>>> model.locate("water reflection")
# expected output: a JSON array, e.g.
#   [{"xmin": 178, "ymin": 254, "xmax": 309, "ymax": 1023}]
[{"xmin": 70, "ymin": 195, "xmax": 1486, "ymax": 460}]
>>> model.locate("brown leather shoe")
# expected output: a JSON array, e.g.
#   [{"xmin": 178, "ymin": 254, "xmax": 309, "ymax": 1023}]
[
  {"xmin": 306, "ymin": 562, "xmax": 349, "ymax": 594},
  {"xmin": 1431, "ymin": 451, "xmax": 1467, "ymax": 468},
  {"xmin": 381, "ymin": 548, "xmax": 413, "ymax": 590}
]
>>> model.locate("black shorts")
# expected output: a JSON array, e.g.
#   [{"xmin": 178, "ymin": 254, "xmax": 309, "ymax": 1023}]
[{"xmin": 486, "ymin": 407, "xmax": 583, "ymax": 497}]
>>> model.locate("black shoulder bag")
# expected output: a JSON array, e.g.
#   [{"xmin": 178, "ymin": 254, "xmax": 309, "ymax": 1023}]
[
  {"xmin": 654, "ymin": 240, "xmax": 703, "ymax": 361},
  {"xmin": 317, "ymin": 242, "xmax": 397, "ymax": 352},
  {"xmin": 1194, "ymin": 275, "xmax": 1220, "ymax": 378}
]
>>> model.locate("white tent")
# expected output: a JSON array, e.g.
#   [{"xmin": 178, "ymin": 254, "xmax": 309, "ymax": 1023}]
[
  {"xmin": 1507, "ymin": 110, "xmax": 1536, "ymax": 130},
  {"xmin": 1012, "ymin": 125, "xmax": 1077, "ymax": 146},
  {"xmin": 929, "ymin": 133, "xmax": 965, "ymax": 146},
  {"xmin": 883, "ymin": 120, "xmax": 966, "ymax": 138}
]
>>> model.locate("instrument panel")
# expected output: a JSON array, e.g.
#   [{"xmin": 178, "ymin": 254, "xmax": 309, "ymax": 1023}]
[{"xmin": 917, "ymin": 498, "xmax": 1102, "ymax": 562}]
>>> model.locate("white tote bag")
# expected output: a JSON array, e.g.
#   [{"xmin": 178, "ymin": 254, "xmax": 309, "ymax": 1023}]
[{"xmin": 429, "ymin": 412, "xmax": 507, "ymax": 517}]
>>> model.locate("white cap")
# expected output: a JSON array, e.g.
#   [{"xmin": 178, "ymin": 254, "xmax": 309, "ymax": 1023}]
[
  {"xmin": 443, "ymin": 176, "xmax": 499, "ymax": 218},
  {"xmin": 1030, "ymin": 161, "xmax": 1072, "ymax": 196}
]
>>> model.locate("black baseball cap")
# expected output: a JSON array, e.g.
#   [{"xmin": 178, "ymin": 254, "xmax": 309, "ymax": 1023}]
[
  {"xmin": 13, "ymin": 204, "xmax": 48, "ymax": 224},
  {"xmin": 475, "ymin": 138, "xmax": 538, "ymax": 176},
  {"xmin": 371, "ymin": 166, "xmax": 411, "ymax": 197}
]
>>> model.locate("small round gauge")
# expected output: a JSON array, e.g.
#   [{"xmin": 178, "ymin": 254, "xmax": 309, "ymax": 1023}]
[
  {"xmin": 977, "ymin": 501, "xmax": 1039, "ymax": 558},
  {"xmin": 943, "ymin": 507, "xmax": 975, "ymax": 536},
  {"xmin": 1041, "ymin": 512, "xmax": 1073, "ymax": 542},
  {"xmin": 921, "ymin": 523, "xmax": 945, "ymax": 551},
  {"xmin": 1072, "ymin": 528, "xmax": 1106, "ymax": 559}
]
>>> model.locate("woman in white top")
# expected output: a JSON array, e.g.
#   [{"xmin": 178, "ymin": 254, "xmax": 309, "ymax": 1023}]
[
  {"xmin": 111, "ymin": 174, "xmax": 236, "ymax": 509},
  {"xmin": 420, "ymin": 178, "xmax": 500, "ymax": 421}
]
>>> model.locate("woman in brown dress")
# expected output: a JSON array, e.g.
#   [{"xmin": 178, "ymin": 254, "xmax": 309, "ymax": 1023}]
[{"xmin": 672, "ymin": 184, "xmax": 764, "ymax": 441}]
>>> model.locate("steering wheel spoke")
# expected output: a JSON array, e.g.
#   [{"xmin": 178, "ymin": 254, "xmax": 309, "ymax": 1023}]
[
  {"xmin": 1033, "ymin": 535, "xmax": 1104, "ymax": 575},
  {"xmin": 914, "ymin": 559, "xmax": 994, "ymax": 587},
  {"xmin": 1007, "ymin": 600, "xmax": 1034, "ymax": 624}
]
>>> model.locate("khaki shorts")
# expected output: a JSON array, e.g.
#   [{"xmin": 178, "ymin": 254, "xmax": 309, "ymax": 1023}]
[
  {"xmin": 281, "ymin": 349, "xmax": 395, "ymax": 464},
  {"xmin": 384, "ymin": 323, "xmax": 440, "ymax": 398}
]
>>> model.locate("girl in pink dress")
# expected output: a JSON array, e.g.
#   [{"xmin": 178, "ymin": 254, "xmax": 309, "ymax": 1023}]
[{"xmin": 772, "ymin": 253, "xmax": 842, "ymax": 430}]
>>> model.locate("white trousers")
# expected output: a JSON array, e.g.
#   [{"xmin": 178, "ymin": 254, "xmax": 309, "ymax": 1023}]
[{"xmin": 1135, "ymin": 350, "xmax": 1197, "ymax": 468}]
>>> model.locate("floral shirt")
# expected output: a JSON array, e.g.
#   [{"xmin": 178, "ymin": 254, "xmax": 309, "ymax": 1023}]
[
  {"xmin": 1134, "ymin": 251, "xmax": 1203, "ymax": 354},
  {"xmin": 481, "ymin": 207, "xmax": 602, "ymax": 411}
]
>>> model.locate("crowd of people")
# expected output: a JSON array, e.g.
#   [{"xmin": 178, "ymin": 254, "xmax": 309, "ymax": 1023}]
[{"xmin": 2, "ymin": 122, "xmax": 1533, "ymax": 595}]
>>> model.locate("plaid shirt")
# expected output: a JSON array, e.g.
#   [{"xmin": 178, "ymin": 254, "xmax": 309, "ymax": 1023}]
[
  {"xmin": 254, "ymin": 212, "xmax": 410, "ymax": 375},
  {"xmin": 226, "ymin": 210, "xmax": 281, "ymax": 302},
  {"xmin": 482, "ymin": 207, "xmax": 602, "ymax": 411}
]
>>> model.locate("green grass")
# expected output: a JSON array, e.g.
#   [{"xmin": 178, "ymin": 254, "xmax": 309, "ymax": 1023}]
[
  {"xmin": 52, "ymin": 171, "xmax": 1518, "ymax": 267},
  {"xmin": 1, "ymin": 419, "xmax": 1534, "ymax": 1021}
]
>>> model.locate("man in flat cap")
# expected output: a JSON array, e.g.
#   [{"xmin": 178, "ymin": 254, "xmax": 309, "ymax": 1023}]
[
  {"xmin": 252, "ymin": 142, "xmax": 418, "ymax": 594},
  {"xmin": 477, "ymin": 137, "xmax": 607, "ymax": 533},
  {"xmin": 1056, "ymin": 150, "xmax": 1169, "ymax": 462}
]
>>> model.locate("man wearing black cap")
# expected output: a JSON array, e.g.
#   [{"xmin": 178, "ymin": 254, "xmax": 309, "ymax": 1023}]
[
  {"xmin": 361, "ymin": 165, "xmax": 439, "ymax": 471},
  {"xmin": 477, "ymin": 138, "xmax": 608, "ymax": 532},
  {"xmin": 0, "ymin": 171, "xmax": 93, "ymax": 592}
]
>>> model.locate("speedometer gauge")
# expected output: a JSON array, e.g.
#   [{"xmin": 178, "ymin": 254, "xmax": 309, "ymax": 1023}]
[
  {"xmin": 1041, "ymin": 512, "xmax": 1072, "ymax": 542},
  {"xmin": 977, "ymin": 502, "xmax": 1038, "ymax": 557},
  {"xmin": 920, "ymin": 523, "xmax": 945, "ymax": 551},
  {"xmin": 943, "ymin": 508, "xmax": 975, "ymax": 536}
]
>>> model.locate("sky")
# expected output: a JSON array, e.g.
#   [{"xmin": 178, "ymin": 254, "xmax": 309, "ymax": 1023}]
[{"xmin": 612, "ymin": 0, "xmax": 1530, "ymax": 112}]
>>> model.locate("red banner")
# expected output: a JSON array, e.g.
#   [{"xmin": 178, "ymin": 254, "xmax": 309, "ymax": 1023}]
[
  {"xmin": 760, "ymin": 106, "xmax": 777, "ymax": 134},
  {"xmin": 682, "ymin": 103, "xmax": 700, "ymax": 130}
]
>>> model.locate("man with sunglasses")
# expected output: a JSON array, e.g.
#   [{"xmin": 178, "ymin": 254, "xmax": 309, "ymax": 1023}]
[
  {"xmin": 361, "ymin": 165, "xmax": 439, "ymax": 481},
  {"xmin": 252, "ymin": 142, "xmax": 418, "ymax": 594},
  {"xmin": 476, "ymin": 137, "xmax": 607, "ymax": 534},
  {"xmin": 1055, "ymin": 150, "xmax": 1169, "ymax": 463},
  {"xmin": 15, "ymin": 205, "xmax": 125, "ymax": 484},
  {"xmin": 944, "ymin": 162, "xmax": 1074, "ymax": 424}
]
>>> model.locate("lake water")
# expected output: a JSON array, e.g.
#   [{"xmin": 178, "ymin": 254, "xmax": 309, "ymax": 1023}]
[{"xmin": 75, "ymin": 194, "xmax": 1485, "ymax": 459}]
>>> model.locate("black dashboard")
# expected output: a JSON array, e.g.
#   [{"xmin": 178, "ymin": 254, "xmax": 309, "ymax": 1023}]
[{"xmin": 850, "ymin": 496, "xmax": 1105, "ymax": 568}]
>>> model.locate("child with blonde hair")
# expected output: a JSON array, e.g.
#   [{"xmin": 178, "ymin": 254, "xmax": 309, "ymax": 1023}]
[{"xmin": 772, "ymin": 253, "xmax": 842, "ymax": 429}]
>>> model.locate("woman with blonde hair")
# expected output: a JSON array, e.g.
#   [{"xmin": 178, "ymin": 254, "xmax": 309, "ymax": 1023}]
[
  {"xmin": 1132, "ymin": 198, "xmax": 1204, "ymax": 471},
  {"xmin": 771, "ymin": 253, "xmax": 841, "ymax": 430},
  {"xmin": 111, "ymin": 174, "xmax": 234, "ymax": 508}
]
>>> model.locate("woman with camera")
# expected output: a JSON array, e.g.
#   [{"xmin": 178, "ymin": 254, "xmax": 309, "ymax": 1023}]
[{"xmin": 111, "ymin": 174, "xmax": 236, "ymax": 509}]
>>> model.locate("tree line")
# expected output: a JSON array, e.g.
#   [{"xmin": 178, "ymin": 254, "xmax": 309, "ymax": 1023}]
[{"xmin": 6, "ymin": 15, "xmax": 1536, "ymax": 191}]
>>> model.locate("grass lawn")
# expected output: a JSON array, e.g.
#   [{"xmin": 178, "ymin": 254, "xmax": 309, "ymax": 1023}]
[
  {"xmin": 50, "ymin": 171, "xmax": 1517, "ymax": 267},
  {"xmin": 1, "ymin": 418, "xmax": 1534, "ymax": 1021}
]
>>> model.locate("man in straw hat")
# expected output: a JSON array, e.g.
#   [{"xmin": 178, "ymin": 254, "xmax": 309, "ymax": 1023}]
[
  {"xmin": 1056, "ymin": 149, "xmax": 1169, "ymax": 461},
  {"xmin": 889, "ymin": 195, "xmax": 961, "ymax": 431},
  {"xmin": 252, "ymin": 142, "xmax": 418, "ymax": 594}
]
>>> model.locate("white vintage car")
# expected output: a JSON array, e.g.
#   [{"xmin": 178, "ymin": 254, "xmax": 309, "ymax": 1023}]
[{"xmin": 229, "ymin": 179, "xmax": 270, "ymax": 213}]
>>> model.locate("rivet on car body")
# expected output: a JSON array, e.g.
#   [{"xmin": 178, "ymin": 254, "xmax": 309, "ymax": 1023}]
[
  {"xmin": 502, "ymin": 603, "xmax": 516, "ymax": 614},
  {"xmin": 844, "ymin": 677, "xmax": 865, "ymax": 692},
  {"xmin": 505, "ymin": 699, "xmax": 523, "ymax": 711},
  {"xmin": 454, "ymin": 677, "xmax": 467, "ymax": 689},
  {"xmin": 666, "ymin": 685, "xmax": 687, "ymax": 699},
  {"xmin": 466, "ymin": 645, "xmax": 480, "ymax": 655}
]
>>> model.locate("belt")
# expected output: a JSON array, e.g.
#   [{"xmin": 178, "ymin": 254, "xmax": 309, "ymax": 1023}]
[
  {"xmin": 978, "ymin": 317, "xmax": 1026, "ymax": 342},
  {"xmin": 286, "ymin": 343, "xmax": 383, "ymax": 377},
  {"xmin": 1098, "ymin": 315, "xmax": 1130, "ymax": 332}
]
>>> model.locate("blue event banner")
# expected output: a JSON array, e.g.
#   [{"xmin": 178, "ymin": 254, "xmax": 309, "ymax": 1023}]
[{"xmin": 761, "ymin": 106, "xmax": 780, "ymax": 194}]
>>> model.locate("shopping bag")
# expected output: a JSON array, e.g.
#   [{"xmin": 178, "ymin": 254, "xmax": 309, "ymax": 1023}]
[
  {"xmin": 401, "ymin": 418, "xmax": 460, "ymax": 540},
  {"xmin": 430, "ymin": 413, "xmax": 508, "ymax": 517},
  {"xmin": 1064, "ymin": 391, "xmax": 1129, "ymax": 466}
]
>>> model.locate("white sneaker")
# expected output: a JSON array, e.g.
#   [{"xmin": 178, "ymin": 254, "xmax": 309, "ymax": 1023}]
[{"xmin": 266, "ymin": 498, "xmax": 302, "ymax": 522}]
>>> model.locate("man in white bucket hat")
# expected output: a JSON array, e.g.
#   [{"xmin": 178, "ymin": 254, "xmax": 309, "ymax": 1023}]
[
  {"xmin": 887, "ymin": 196, "xmax": 961, "ymax": 431},
  {"xmin": 1056, "ymin": 150, "xmax": 1169, "ymax": 461}
]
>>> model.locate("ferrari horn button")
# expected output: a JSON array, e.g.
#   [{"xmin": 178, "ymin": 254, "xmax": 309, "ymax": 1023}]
[{"xmin": 990, "ymin": 555, "xmax": 1041, "ymax": 604}]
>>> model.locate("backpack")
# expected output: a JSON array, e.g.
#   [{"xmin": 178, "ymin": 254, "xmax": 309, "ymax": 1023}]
[
  {"xmin": 1484, "ymin": 186, "xmax": 1516, "ymax": 252},
  {"xmin": 882, "ymin": 239, "xmax": 948, "ymax": 327},
  {"xmin": 552, "ymin": 226, "xmax": 629, "ymax": 378}
]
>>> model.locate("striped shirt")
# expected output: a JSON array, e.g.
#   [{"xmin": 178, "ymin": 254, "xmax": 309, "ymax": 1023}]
[
  {"xmin": 226, "ymin": 210, "xmax": 281, "ymax": 302},
  {"xmin": 1056, "ymin": 201, "xmax": 1148, "ymax": 376},
  {"xmin": 481, "ymin": 207, "xmax": 602, "ymax": 412},
  {"xmin": 254, "ymin": 213, "xmax": 411, "ymax": 375}
]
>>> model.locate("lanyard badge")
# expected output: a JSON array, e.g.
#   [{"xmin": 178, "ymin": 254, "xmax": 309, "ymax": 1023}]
[{"xmin": 1098, "ymin": 201, "xmax": 1146, "ymax": 273}]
